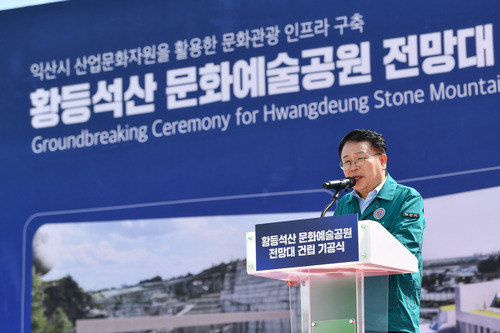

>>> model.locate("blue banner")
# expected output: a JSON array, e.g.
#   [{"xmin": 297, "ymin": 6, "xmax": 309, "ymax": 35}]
[{"xmin": 1, "ymin": 0, "xmax": 499, "ymax": 331}]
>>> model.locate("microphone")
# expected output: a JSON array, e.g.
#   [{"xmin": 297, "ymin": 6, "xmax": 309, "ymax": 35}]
[{"xmin": 322, "ymin": 177, "xmax": 356, "ymax": 190}]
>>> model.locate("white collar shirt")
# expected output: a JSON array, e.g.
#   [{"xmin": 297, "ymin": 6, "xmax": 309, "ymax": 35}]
[{"xmin": 353, "ymin": 176, "xmax": 388, "ymax": 214}]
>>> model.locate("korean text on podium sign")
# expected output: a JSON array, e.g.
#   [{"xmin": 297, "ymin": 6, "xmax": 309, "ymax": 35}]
[{"xmin": 255, "ymin": 214, "xmax": 359, "ymax": 271}]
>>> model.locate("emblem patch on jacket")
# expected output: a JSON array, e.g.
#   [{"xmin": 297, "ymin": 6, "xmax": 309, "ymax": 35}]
[{"xmin": 374, "ymin": 208, "xmax": 385, "ymax": 219}]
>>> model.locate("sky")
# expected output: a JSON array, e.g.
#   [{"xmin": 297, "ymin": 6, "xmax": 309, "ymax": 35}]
[
  {"xmin": 34, "ymin": 185, "xmax": 500, "ymax": 292},
  {"xmin": 35, "ymin": 212, "xmax": 316, "ymax": 291},
  {"xmin": 0, "ymin": 0, "xmax": 65, "ymax": 11}
]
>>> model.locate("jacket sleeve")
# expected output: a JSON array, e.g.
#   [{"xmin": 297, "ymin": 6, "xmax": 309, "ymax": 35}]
[{"xmin": 388, "ymin": 189, "xmax": 426, "ymax": 256}]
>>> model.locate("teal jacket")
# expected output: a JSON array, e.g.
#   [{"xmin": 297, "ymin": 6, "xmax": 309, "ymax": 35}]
[{"xmin": 334, "ymin": 174, "xmax": 426, "ymax": 333}]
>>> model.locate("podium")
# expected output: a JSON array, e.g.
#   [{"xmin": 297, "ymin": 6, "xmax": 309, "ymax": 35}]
[{"xmin": 246, "ymin": 214, "xmax": 417, "ymax": 333}]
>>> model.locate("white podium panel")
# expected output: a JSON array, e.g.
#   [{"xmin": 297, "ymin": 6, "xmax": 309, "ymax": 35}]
[{"xmin": 246, "ymin": 216, "xmax": 417, "ymax": 333}]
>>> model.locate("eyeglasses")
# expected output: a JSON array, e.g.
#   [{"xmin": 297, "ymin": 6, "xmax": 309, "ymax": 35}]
[{"xmin": 339, "ymin": 153, "xmax": 382, "ymax": 171}]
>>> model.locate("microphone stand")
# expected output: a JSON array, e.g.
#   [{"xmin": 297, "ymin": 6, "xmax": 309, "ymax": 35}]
[{"xmin": 320, "ymin": 187, "xmax": 351, "ymax": 217}]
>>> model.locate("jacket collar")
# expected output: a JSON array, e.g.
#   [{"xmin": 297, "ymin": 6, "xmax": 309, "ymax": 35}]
[
  {"xmin": 376, "ymin": 173, "xmax": 396, "ymax": 201},
  {"xmin": 361, "ymin": 173, "xmax": 396, "ymax": 219}
]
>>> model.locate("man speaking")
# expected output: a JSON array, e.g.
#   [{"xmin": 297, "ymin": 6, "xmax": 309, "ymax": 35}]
[{"xmin": 334, "ymin": 129, "xmax": 426, "ymax": 333}]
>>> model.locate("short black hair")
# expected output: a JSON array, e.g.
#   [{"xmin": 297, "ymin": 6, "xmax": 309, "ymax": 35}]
[{"xmin": 338, "ymin": 129, "xmax": 387, "ymax": 157}]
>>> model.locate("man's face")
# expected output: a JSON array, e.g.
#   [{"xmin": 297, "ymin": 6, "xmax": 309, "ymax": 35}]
[{"xmin": 340, "ymin": 140, "xmax": 387, "ymax": 199}]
